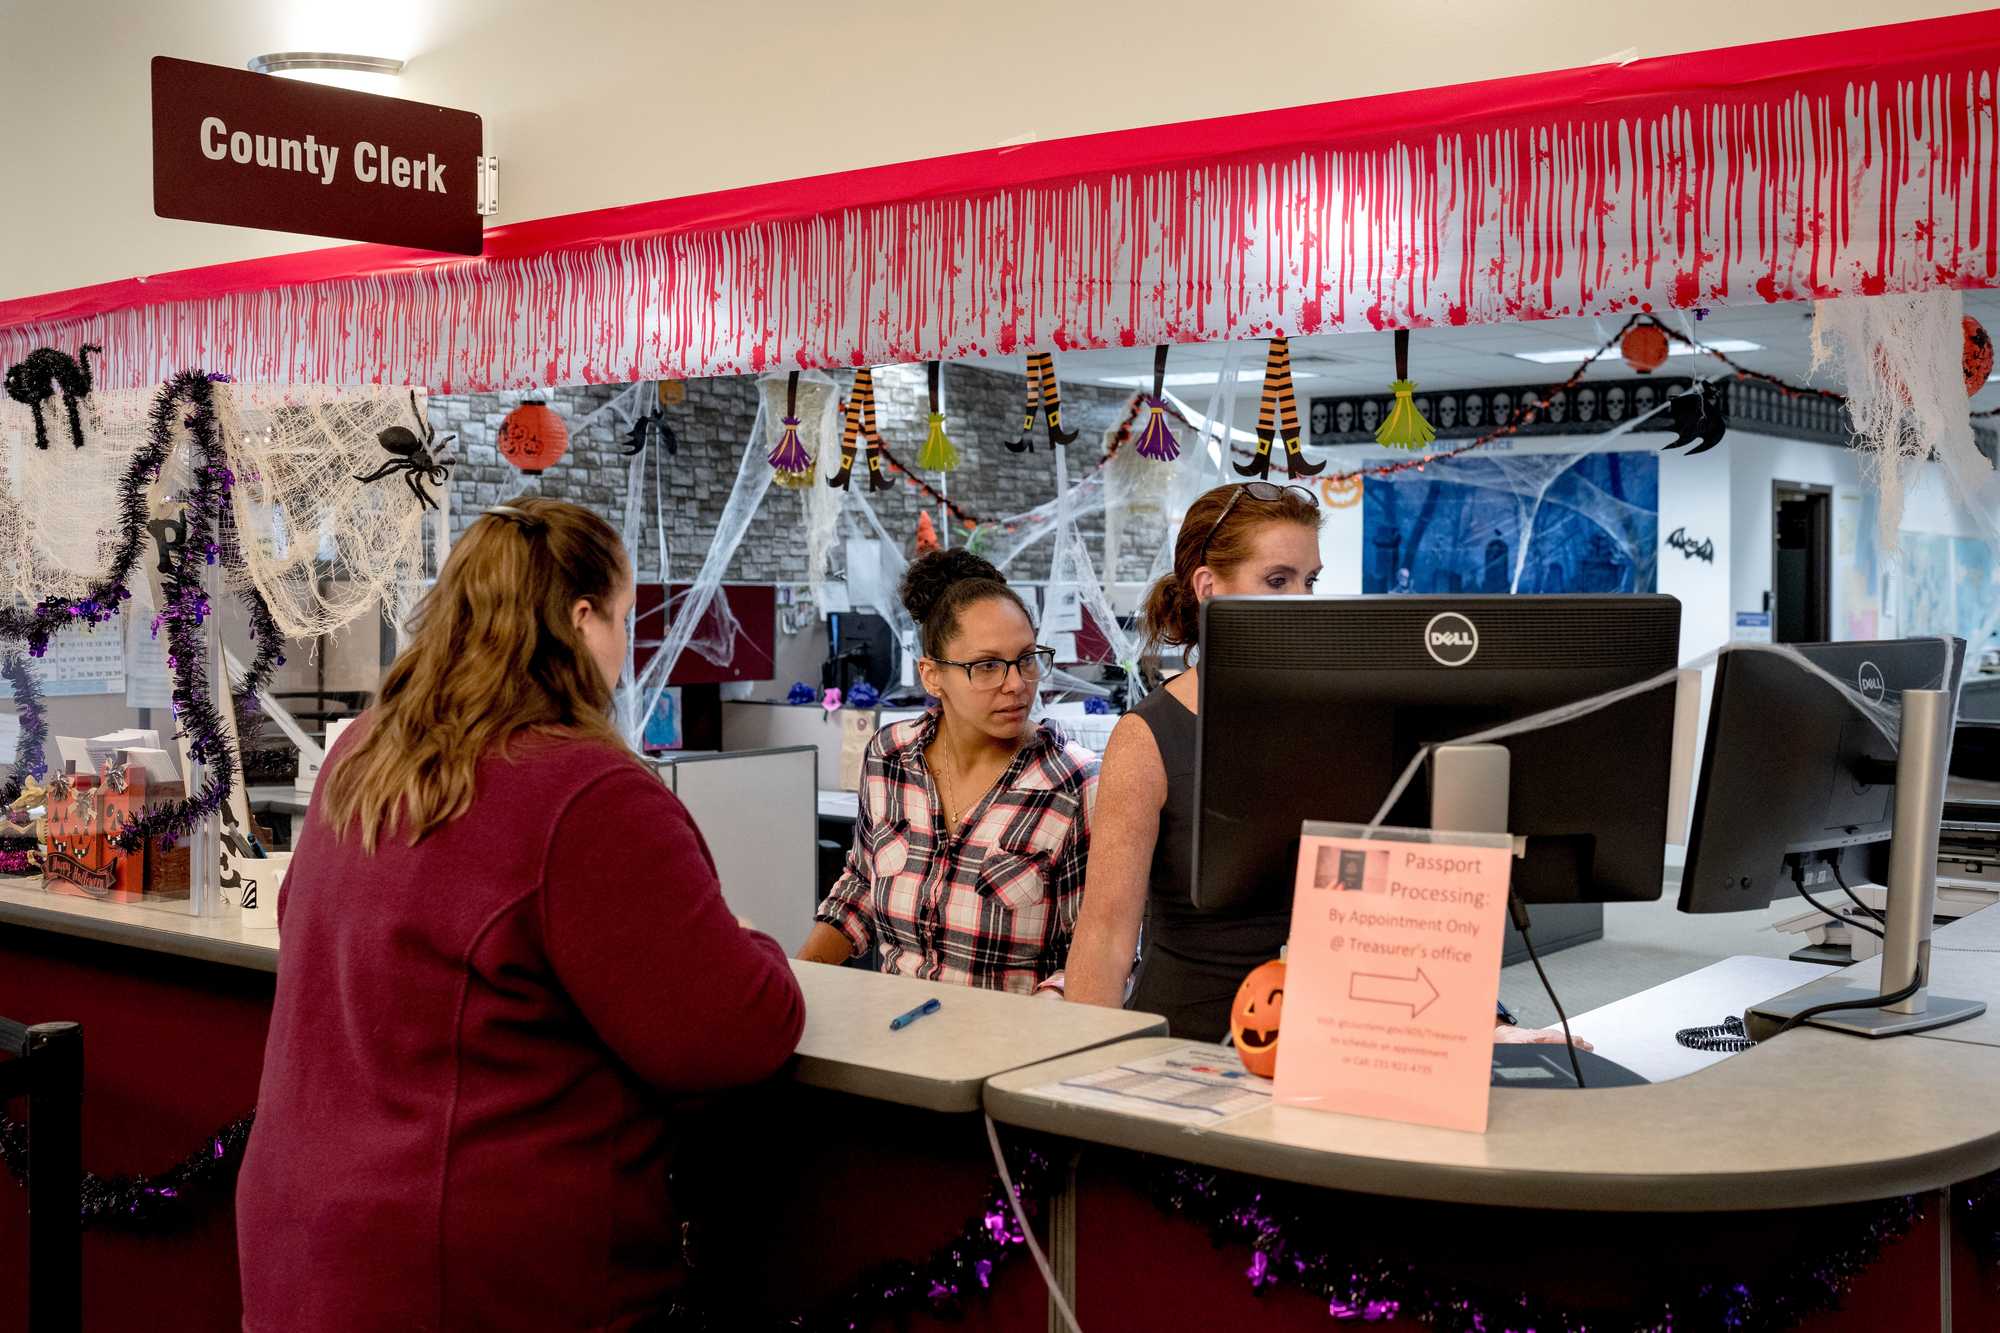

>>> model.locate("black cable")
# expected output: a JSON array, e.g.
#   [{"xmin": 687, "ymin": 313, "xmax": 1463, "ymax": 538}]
[
  {"xmin": 1773, "ymin": 974, "xmax": 1923, "ymax": 1037},
  {"xmin": 1674, "ymin": 1015, "xmax": 1755, "ymax": 1053},
  {"xmin": 1796, "ymin": 878, "xmax": 1885, "ymax": 941},
  {"xmin": 1509, "ymin": 896, "xmax": 1584, "ymax": 1089},
  {"xmin": 1830, "ymin": 862, "xmax": 1887, "ymax": 924}
]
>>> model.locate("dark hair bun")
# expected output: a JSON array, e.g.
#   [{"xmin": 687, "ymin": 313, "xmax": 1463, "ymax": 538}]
[{"xmin": 900, "ymin": 548, "xmax": 1006, "ymax": 627}]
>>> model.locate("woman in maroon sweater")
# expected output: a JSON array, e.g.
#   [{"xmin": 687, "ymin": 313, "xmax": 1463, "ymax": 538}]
[{"xmin": 236, "ymin": 498, "xmax": 806, "ymax": 1332}]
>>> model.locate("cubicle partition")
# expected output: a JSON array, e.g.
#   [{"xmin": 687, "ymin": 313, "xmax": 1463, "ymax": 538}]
[{"xmin": 650, "ymin": 746, "xmax": 819, "ymax": 954}]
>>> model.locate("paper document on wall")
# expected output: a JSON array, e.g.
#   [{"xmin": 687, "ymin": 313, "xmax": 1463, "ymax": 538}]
[
  {"xmin": 1030, "ymin": 1042, "xmax": 1272, "ymax": 1128},
  {"xmin": 33, "ymin": 626, "xmax": 125, "ymax": 697},
  {"xmin": 125, "ymin": 583, "xmax": 174, "ymax": 709},
  {"xmin": 844, "ymin": 539, "xmax": 887, "ymax": 614}
]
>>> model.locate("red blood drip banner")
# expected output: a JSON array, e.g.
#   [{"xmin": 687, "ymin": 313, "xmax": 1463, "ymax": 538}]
[{"xmin": 5, "ymin": 13, "xmax": 2000, "ymax": 391}]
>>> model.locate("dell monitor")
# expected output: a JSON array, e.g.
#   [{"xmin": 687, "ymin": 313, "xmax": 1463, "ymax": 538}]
[
  {"xmin": 1678, "ymin": 638, "xmax": 1965, "ymax": 916},
  {"xmin": 1193, "ymin": 594, "xmax": 1683, "ymax": 914}
]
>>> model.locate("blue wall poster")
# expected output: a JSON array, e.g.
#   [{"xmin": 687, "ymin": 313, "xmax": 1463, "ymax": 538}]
[{"xmin": 1362, "ymin": 452, "xmax": 1660, "ymax": 596}]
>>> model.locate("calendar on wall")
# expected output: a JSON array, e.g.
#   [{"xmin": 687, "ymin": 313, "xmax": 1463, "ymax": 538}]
[{"xmin": 34, "ymin": 625, "xmax": 127, "ymax": 698}]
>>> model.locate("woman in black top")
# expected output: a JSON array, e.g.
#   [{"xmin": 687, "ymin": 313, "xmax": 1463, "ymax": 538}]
[
  {"xmin": 1067, "ymin": 482, "xmax": 1588, "ymax": 1048},
  {"xmin": 1065, "ymin": 481, "xmax": 1322, "ymax": 1039}
]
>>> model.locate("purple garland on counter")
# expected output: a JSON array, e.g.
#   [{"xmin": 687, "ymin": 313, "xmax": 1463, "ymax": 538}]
[
  {"xmin": 0, "ymin": 1098, "xmax": 1993, "ymax": 1325},
  {"xmin": 0, "ymin": 650, "xmax": 48, "ymax": 807},
  {"xmin": 1136, "ymin": 1159, "xmax": 1927, "ymax": 1332},
  {"xmin": 0, "ymin": 1108, "xmax": 255, "ymax": 1232}
]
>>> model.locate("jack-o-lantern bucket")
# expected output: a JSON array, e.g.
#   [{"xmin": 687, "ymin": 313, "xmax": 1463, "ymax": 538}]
[{"xmin": 1230, "ymin": 957, "xmax": 1287, "ymax": 1078}]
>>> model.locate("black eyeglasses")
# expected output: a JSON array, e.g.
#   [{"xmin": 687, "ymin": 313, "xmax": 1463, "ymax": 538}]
[
  {"xmin": 929, "ymin": 647, "xmax": 1058, "ymax": 690},
  {"xmin": 1201, "ymin": 482, "xmax": 1319, "ymax": 562}
]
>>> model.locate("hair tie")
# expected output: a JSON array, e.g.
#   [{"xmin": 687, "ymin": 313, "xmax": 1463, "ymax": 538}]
[{"xmin": 485, "ymin": 504, "xmax": 546, "ymax": 533}]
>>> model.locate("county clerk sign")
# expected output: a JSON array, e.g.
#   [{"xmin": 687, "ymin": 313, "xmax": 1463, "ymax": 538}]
[{"xmin": 152, "ymin": 56, "xmax": 483, "ymax": 255}]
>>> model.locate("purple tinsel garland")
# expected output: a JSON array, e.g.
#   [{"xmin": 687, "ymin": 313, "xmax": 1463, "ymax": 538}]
[
  {"xmin": 0, "ymin": 1108, "xmax": 255, "ymax": 1232},
  {"xmin": 0, "ymin": 1103, "xmax": 1993, "ymax": 1324},
  {"xmin": 1135, "ymin": 1158, "xmax": 1931, "ymax": 1332},
  {"xmin": 0, "ymin": 650, "xmax": 48, "ymax": 807},
  {"xmin": 0, "ymin": 371, "xmax": 288, "ymax": 851}
]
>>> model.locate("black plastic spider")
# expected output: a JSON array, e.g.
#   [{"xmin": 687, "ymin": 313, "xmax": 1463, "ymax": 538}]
[{"xmin": 355, "ymin": 390, "xmax": 456, "ymax": 510}]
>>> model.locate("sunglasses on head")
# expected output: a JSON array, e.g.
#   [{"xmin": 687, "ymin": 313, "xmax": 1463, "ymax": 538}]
[{"xmin": 1200, "ymin": 482, "xmax": 1319, "ymax": 562}]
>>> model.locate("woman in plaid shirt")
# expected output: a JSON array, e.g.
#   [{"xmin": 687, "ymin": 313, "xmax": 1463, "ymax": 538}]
[{"xmin": 799, "ymin": 550, "xmax": 1096, "ymax": 993}]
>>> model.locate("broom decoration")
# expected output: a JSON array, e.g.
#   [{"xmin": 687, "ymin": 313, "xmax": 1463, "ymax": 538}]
[
  {"xmin": 916, "ymin": 360, "xmax": 959, "ymax": 472},
  {"xmin": 1239, "ymin": 335, "xmax": 1324, "ymax": 478},
  {"xmin": 767, "ymin": 372, "xmax": 814, "ymax": 479},
  {"xmin": 1133, "ymin": 345, "xmax": 1180, "ymax": 462},
  {"xmin": 1374, "ymin": 330, "xmax": 1436, "ymax": 451}
]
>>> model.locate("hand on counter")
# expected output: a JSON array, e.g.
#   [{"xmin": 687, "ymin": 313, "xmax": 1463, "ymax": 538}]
[{"xmin": 1494, "ymin": 1023, "xmax": 1594, "ymax": 1052}]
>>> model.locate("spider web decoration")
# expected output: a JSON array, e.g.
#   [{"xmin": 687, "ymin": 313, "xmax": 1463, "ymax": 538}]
[
  {"xmin": 219, "ymin": 385, "xmax": 438, "ymax": 640},
  {"xmin": 0, "ymin": 384, "xmax": 159, "ymax": 606},
  {"xmin": 1811, "ymin": 291, "xmax": 2000, "ymax": 557},
  {"xmin": 0, "ymin": 382, "xmax": 429, "ymax": 644}
]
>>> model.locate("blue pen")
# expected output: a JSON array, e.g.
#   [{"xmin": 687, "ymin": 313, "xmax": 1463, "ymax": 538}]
[{"xmin": 889, "ymin": 997, "xmax": 942, "ymax": 1031}]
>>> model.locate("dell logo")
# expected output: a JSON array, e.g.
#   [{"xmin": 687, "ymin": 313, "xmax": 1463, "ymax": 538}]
[
  {"xmin": 1857, "ymin": 661, "xmax": 1886, "ymax": 704},
  {"xmin": 1424, "ymin": 612, "xmax": 1480, "ymax": 667}
]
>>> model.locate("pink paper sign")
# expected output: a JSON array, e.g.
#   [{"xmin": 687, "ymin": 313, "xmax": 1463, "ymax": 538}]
[{"xmin": 1273, "ymin": 824, "xmax": 1513, "ymax": 1133}]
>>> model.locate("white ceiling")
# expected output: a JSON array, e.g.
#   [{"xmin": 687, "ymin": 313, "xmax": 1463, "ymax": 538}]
[{"xmin": 969, "ymin": 291, "xmax": 2000, "ymax": 405}]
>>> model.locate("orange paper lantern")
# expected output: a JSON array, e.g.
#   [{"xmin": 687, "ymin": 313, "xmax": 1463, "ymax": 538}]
[
  {"xmin": 1620, "ymin": 324, "xmax": 1670, "ymax": 374},
  {"xmin": 1964, "ymin": 317, "xmax": 1994, "ymax": 397},
  {"xmin": 497, "ymin": 399, "xmax": 571, "ymax": 474},
  {"xmin": 1230, "ymin": 957, "xmax": 1287, "ymax": 1079}
]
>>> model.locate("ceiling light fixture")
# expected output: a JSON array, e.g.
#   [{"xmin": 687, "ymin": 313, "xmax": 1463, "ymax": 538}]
[
  {"xmin": 247, "ymin": 52, "xmax": 406, "ymax": 78},
  {"xmin": 1512, "ymin": 338, "xmax": 1762, "ymax": 365}
]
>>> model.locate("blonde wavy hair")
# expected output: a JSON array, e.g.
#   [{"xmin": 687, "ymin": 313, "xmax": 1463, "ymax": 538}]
[{"xmin": 322, "ymin": 496, "xmax": 632, "ymax": 853}]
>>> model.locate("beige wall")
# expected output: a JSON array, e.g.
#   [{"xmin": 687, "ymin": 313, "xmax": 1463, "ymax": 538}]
[{"xmin": 2, "ymin": 0, "xmax": 1988, "ymax": 302}]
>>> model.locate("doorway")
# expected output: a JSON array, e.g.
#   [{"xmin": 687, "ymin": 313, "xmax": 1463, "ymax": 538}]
[{"xmin": 1771, "ymin": 483, "xmax": 1831, "ymax": 643}]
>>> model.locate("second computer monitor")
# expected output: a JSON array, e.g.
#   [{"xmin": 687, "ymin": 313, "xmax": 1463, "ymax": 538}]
[
  {"xmin": 1678, "ymin": 637, "xmax": 1966, "ymax": 915},
  {"xmin": 1193, "ymin": 594, "xmax": 1682, "ymax": 913}
]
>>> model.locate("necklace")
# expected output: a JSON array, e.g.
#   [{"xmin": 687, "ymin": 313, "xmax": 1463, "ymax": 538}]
[{"xmin": 933, "ymin": 724, "xmax": 967, "ymax": 833}]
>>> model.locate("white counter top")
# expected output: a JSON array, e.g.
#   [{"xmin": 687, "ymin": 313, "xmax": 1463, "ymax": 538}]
[
  {"xmin": 788, "ymin": 960, "xmax": 1165, "ymax": 1112},
  {"xmin": 0, "ymin": 878, "xmax": 279, "ymax": 972},
  {"xmin": 985, "ymin": 906, "xmax": 2000, "ymax": 1212}
]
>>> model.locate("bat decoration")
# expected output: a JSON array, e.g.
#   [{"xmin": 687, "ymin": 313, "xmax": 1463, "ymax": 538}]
[
  {"xmin": 828, "ymin": 367, "xmax": 893, "ymax": 491},
  {"xmin": 354, "ymin": 389, "xmax": 456, "ymax": 511},
  {"xmin": 5, "ymin": 343, "xmax": 101, "ymax": 449},
  {"xmin": 622, "ymin": 408, "xmax": 679, "ymax": 457},
  {"xmin": 1374, "ymin": 330, "xmax": 1436, "ymax": 450},
  {"xmin": 1661, "ymin": 381, "xmax": 1729, "ymax": 455},
  {"xmin": 767, "ymin": 371, "xmax": 814, "ymax": 478},
  {"xmin": 1238, "ymin": 335, "xmax": 1323, "ymax": 478},
  {"xmin": 1133, "ymin": 345, "xmax": 1180, "ymax": 462},
  {"xmin": 916, "ymin": 360, "xmax": 959, "ymax": 472},
  {"xmin": 1004, "ymin": 351, "xmax": 1080, "ymax": 452}
]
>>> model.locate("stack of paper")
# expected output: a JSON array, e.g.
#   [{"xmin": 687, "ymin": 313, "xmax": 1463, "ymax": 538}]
[{"xmin": 88, "ymin": 729, "xmax": 162, "ymax": 772}]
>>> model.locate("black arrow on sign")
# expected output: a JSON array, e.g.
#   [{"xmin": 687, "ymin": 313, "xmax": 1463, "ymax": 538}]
[{"xmin": 1348, "ymin": 968, "xmax": 1441, "ymax": 1018}]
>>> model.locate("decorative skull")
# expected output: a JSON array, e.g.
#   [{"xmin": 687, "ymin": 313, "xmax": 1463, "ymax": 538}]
[
  {"xmin": 1606, "ymin": 386, "xmax": 1628, "ymax": 421},
  {"xmin": 1491, "ymin": 390, "xmax": 1514, "ymax": 425},
  {"xmin": 1634, "ymin": 385, "xmax": 1657, "ymax": 416},
  {"xmin": 1437, "ymin": 395, "xmax": 1459, "ymax": 429},
  {"xmin": 1361, "ymin": 399, "xmax": 1381, "ymax": 433},
  {"xmin": 1310, "ymin": 402, "xmax": 1330, "ymax": 439},
  {"xmin": 1547, "ymin": 390, "xmax": 1569, "ymax": 424},
  {"xmin": 1335, "ymin": 400, "xmax": 1355, "ymax": 433},
  {"xmin": 1463, "ymin": 394, "xmax": 1486, "ymax": 429},
  {"xmin": 1576, "ymin": 387, "xmax": 1599, "ymax": 423},
  {"xmin": 1414, "ymin": 396, "xmax": 1432, "ymax": 423}
]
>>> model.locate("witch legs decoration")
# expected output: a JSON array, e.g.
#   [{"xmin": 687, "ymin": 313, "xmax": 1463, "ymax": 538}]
[
  {"xmin": 1238, "ymin": 335, "xmax": 1323, "ymax": 479},
  {"xmin": 827, "ymin": 367, "xmax": 893, "ymax": 491},
  {"xmin": 1004, "ymin": 352, "xmax": 1079, "ymax": 452}
]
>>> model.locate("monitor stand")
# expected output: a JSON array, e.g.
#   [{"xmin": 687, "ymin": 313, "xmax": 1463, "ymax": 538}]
[
  {"xmin": 1432, "ymin": 744, "xmax": 1652, "ymax": 1088},
  {"xmin": 1745, "ymin": 688, "xmax": 1988, "ymax": 1039}
]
